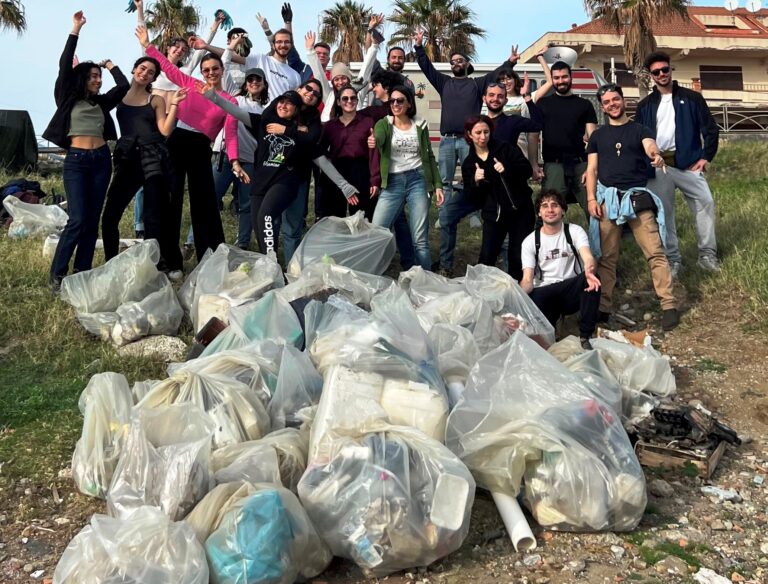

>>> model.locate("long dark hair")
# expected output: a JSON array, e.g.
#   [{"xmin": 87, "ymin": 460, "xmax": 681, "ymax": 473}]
[
  {"xmin": 72, "ymin": 62, "xmax": 102, "ymax": 100},
  {"xmin": 331, "ymin": 84, "xmax": 357, "ymax": 119},
  {"xmin": 238, "ymin": 76, "xmax": 269, "ymax": 105},
  {"xmin": 132, "ymin": 56, "xmax": 161, "ymax": 94},
  {"xmin": 389, "ymin": 85, "xmax": 417, "ymax": 118}
]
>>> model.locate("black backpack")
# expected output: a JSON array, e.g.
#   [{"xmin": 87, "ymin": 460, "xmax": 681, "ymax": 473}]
[{"xmin": 533, "ymin": 223, "xmax": 583, "ymax": 281}]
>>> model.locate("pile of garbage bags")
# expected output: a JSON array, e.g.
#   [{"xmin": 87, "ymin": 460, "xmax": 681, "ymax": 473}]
[{"xmin": 57, "ymin": 216, "xmax": 681, "ymax": 580}]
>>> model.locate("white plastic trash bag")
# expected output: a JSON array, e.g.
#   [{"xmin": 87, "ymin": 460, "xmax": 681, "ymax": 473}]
[
  {"xmin": 53, "ymin": 506, "xmax": 209, "ymax": 584},
  {"xmin": 3, "ymin": 195, "xmax": 67, "ymax": 239},
  {"xmin": 286, "ymin": 211, "xmax": 395, "ymax": 279},
  {"xmin": 77, "ymin": 276, "xmax": 183, "ymax": 346},
  {"xmin": 107, "ymin": 403, "xmax": 215, "ymax": 520},
  {"xmin": 398, "ymin": 266, "xmax": 465, "ymax": 307},
  {"xmin": 591, "ymin": 337, "xmax": 676, "ymax": 398},
  {"xmin": 137, "ymin": 370, "xmax": 270, "ymax": 450},
  {"xmin": 205, "ymin": 484, "xmax": 332, "ymax": 584},
  {"xmin": 61, "ymin": 240, "xmax": 164, "ymax": 314},
  {"xmin": 446, "ymin": 332, "xmax": 646, "ymax": 532},
  {"xmin": 428, "ymin": 323, "xmax": 481, "ymax": 406},
  {"xmin": 268, "ymin": 345, "xmax": 323, "ymax": 429},
  {"xmin": 299, "ymin": 427, "xmax": 475, "ymax": 578},
  {"xmin": 71, "ymin": 373, "xmax": 133, "ymax": 499}
]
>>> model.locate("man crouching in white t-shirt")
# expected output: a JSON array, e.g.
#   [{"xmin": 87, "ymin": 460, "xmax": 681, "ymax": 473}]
[{"xmin": 520, "ymin": 190, "xmax": 601, "ymax": 349}]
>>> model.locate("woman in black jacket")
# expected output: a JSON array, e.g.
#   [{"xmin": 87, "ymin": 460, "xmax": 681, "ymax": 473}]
[
  {"xmin": 43, "ymin": 11, "xmax": 129, "ymax": 292},
  {"xmin": 461, "ymin": 114, "xmax": 534, "ymax": 280}
]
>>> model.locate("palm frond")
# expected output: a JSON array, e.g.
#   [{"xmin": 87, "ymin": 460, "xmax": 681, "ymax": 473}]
[{"xmin": 0, "ymin": 0, "xmax": 27, "ymax": 34}]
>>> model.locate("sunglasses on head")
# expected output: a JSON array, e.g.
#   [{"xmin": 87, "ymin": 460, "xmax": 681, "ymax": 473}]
[
  {"xmin": 246, "ymin": 75, "xmax": 263, "ymax": 83},
  {"xmin": 302, "ymin": 84, "xmax": 321, "ymax": 98},
  {"xmin": 390, "ymin": 97, "xmax": 407, "ymax": 105},
  {"xmin": 650, "ymin": 66, "xmax": 671, "ymax": 77},
  {"xmin": 597, "ymin": 83, "xmax": 621, "ymax": 97},
  {"xmin": 340, "ymin": 95, "xmax": 358, "ymax": 103},
  {"xmin": 487, "ymin": 83, "xmax": 506, "ymax": 91}
]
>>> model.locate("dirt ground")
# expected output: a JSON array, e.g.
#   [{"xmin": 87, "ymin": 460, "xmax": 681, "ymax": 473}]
[{"xmin": 1, "ymin": 287, "xmax": 766, "ymax": 584}]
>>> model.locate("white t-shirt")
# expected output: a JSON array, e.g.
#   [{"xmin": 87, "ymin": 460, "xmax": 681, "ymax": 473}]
[
  {"xmin": 390, "ymin": 124, "xmax": 421, "ymax": 173},
  {"xmin": 521, "ymin": 223, "xmax": 589, "ymax": 287},
  {"xmin": 244, "ymin": 53, "xmax": 301, "ymax": 101},
  {"xmin": 655, "ymin": 93, "xmax": 676, "ymax": 152}
]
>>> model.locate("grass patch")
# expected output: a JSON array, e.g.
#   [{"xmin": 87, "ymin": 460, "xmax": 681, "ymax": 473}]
[
  {"xmin": 682, "ymin": 461, "xmax": 700, "ymax": 478},
  {"xmin": 694, "ymin": 357, "xmax": 728, "ymax": 374}
]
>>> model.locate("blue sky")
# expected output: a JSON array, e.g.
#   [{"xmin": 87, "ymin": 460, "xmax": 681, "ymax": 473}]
[{"xmin": 0, "ymin": 0, "xmax": 721, "ymax": 141}]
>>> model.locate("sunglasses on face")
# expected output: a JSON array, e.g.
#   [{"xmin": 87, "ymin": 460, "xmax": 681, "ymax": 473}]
[
  {"xmin": 246, "ymin": 76, "xmax": 263, "ymax": 83},
  {"xmin": 650, "ymin": 66, "xmax": 671, "ymax": 77},
  {"xmin": 340, "ymin": 95, "xmax": 358, "ymax": 103},
  {"xmin": 201, "ymin": 66, "xmax": 221, "ymax": 74},
  {"xmin": 390, "ymin": 97, "xmax": 407, "ymax": 105},
  {"xmin": 450, "ymin": 58, "xmax": 466, "ymax": 65},
  {"xmin": 302, "ymin": 84, "xmax": 321, "ymax": 98}
]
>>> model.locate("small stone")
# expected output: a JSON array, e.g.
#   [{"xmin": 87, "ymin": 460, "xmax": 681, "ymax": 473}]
[
  {"xmin": 23, "ymin": 564, "xmax": 33, "ymax": 573},
  {"xmin": 754, "ymin": 475, "xmax": 765, "ymax": 486},
  {"xmin": 655, "ymin": 555, "xmax": 689, "ymax": 575},
  {"xmin": 54, "ymin": 517, "xmax": 70, "ymax": 526},
  {"xmin": 31, "ymin": 570, "xmax": 45, "ymax": 579},
  {"xmin": 731, "ymin": 573, "xmax": 746, "ymax": 582},
  {"xmin": 632, "ymin": 558, "xmax": 647, "ymax": 570},
  {"xmin": 693, "ymin": 568, "xmax": 731, "ymax": 584},
  {"xmin": 701, "ymin": 486, "xmax": 743, "ymax": 503},
  {"xmin": 620, "ymin": 303, "xmax": 630, "ymax": 311},
  {"xmin": 723, "ymin": 520, "xmax": 734, "ymax": 531},
  {"xmin": 650, "ymin": 479, "xmax": 675, "ymax": 498},
  {"xmin": 535, "ymin": 578, "xmax": 551, "ymax": 584},
  {"xmin": 643, "ymin": 312, "xmax": 653, "ymax": 321},
  {"xmin": 739, "ymin": 434, "xmax": 754, "ymax": 445},
  {"xmin": 625, "ymin": 289, "xmax": 632, "ymax": 295},
  {"xmin": 565, "ymin": 559, "xmax": 586, "ymax": 573},
  {"xmin": 611, "ymin": 545, "xmax": 625, "ymax": 559},
  {"xmin": 711, "ymin": 519, "xmax": 727, "ymax": 531},
  {"xmin": 523, "ymin": 554, "xmax": 542, "ymax": 567},
  {"xmin": 0, "ymin": 514, "xmax": 6, "ymax": 524},
  {"xmin": 760, "ymin": 543, "xmax": 768, "ymax": 554},
  {"xmin": 679, "ymin": 515, "xmax": 690, "ymax": 525},
  {"xmin": 24, "ymin": 488, "xmax": 32, "ymax": 496}
]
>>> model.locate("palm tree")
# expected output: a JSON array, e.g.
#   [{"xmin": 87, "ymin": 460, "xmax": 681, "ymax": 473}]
[
  {"xmin": 144, "ymin": 0, "xmax": 200, "ymax": 49},
  {"xmin": 388, "ymin": 0, "xmax": 485, "ymax": 62},
  {"xmin": 319, "ymin": 0, "xmax": 373, "ymax": 63},
  {"xmin": 584, "ymin": 0, "xmax": 690, "ymax": 96},
  {"xmin": 0, "ymin": 0, "xmax": 26, "ymax": 34}
]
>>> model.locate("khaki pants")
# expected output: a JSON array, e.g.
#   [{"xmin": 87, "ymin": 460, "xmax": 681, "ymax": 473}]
[
  {"xmin": 542, "ymin": 161, "xmax": 589, "ymax": 220},
  {"xmin": 597, "ymin": 207, "xmax": 676, "ymax": 312}
]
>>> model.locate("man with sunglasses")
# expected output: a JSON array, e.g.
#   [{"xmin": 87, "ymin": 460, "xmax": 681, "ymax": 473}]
[
  {"xmin": 636, "ymin": 52, "xmax": 721, "ymax": 277},
  {"xmin": 414, "ymin": 29, "xmax": 519, "ymax": 276},
  {"xmin": 586, "ymin": 84, "xmax": 679, "ymax": 331}
]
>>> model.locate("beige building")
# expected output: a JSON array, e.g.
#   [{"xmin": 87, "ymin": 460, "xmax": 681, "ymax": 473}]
[{"xmin": 519, "ymin": 6, "xmax": 768, "ymax": 106}]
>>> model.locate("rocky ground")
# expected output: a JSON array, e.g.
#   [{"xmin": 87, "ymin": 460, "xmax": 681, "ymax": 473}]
[{"xmin": 1, "ymin": 289, "xmax": 766, "ymax": 584}]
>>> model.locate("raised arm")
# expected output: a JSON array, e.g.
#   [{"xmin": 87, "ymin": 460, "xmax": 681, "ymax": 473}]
[
  {"xmin": 184, "ymin": 13, "xmax": 223, "ymax": 74},
  {"xmin": 481, "ymin": 43, "xmax": 519, "ymax": 90},
  {"xmin": 413, "ymin": 30, "xmax": 447, "ymax": 94},
  {"xmin": 220, "ymin": 46, "xmax": 241, "ymax": 95},
  {"xmin": 532, "ymin": 49, "xmax": 553, "ymax": 102},
  {"xmin": 133, "ymin": 0, "xmax": 145, "ymax": 25},
  {"xmin": 354, "ymin": 40, "xmax": 380, "ymax": 91},
  {"xmin": 139, "ymin": 25, "xmax": 197, "ymax": 89},
  {"xmin": 55, "ymin": 12, "xmax": 86, "ymax": 104},
  {"xmin": 305, "ymin": 32, "xmax": 331, "ymax": 92},
  {"xmin": 255, "ymin": 13, "xmax": 275, "ymax": 47},
  {"xmin": 98, "ymin": 59, "xmax": 130, "ymax": 108}
]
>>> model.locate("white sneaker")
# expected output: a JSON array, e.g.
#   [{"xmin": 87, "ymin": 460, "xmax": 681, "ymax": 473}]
[
  {"xmin": 697, "ymin": 256, "xmax": 721, "ymax": 272},
  {"xmin": 669, "ymin": 261, "xmax": 682, "ymax": 280},
  {"xmin": 168, "ymin": 270, "xmax": 184, "ymax": 283}
]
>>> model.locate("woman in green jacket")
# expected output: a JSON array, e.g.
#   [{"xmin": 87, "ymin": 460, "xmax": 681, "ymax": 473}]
[{"xmin": 371, "ymin": 86, "xmax": 443, "ymax": 271}]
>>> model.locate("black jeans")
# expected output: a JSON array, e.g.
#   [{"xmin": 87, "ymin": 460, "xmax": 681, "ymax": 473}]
[
  {"xmin": 50, "ymin": 145, "xmax": 112, "ymax": 280},
  {"xmin": 478, "ymin": 200, "xmax": 535, "ymax": 281},
  {"xmin": 167, "ymin": 128, "xmax": 224, "ymax": 261},
  {"xmin": 101, "ymin": 150, "xmax": 183, "ymax": 270},
  {"xmin": 317, "ymin": 157, "xmax": 377, "ymax": 221},
  {"xmin": 252, "ymin": 179, "xmax": 302, "ymax": 256},
  {"xmin": 530, "ymin": 272, "xmax": 601, "ymax": 338}
]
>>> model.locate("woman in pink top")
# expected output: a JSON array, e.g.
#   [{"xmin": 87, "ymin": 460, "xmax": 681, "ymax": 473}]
[{"xmin": 137, "ymin": 24, "xmax": 242, "ymax": 262}]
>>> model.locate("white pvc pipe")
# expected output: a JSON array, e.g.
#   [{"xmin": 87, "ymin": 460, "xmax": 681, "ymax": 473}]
[{"xmin": 492, "ymin": 491, "xmax": 537, "ymax": 552}]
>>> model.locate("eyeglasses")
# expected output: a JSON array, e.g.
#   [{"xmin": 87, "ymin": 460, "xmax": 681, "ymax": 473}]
[
  {"xmin": 390, "ymin": 97, "xmax": 407, "ymax": 105},
  {"xmin": 597, "ymin": 83, "xmax": 621, "ymax": 97},
  {"xmin": 450, "ymin": 58, "xmax": 466, "ymax": 65},
  {"xmin": 650, "ymin": 66, "xmax": 671, "ymax": 77},
  {"xmin": 340, "ymin": 95, "xmax": 358, "ymax": 103},
  {"xmin": 302, "ymin": 84, "xmax": 321, "ymax": 99},
  {"xmin": 246, "ymin": 76, "xmax": 263, "ymax": 83}
]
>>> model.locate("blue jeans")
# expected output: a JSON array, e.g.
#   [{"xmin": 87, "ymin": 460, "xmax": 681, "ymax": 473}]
[
  {"xmin": 133, "ymin": 187, "xmax": 144, "ymax": 231},
  {"xmin": 437, "ymin": 136, "xmax": 471, "ymax": 270},
  {"xmin": 281, "ymin": 179, "xmax": 309, "ymax": 263},
  {"xmin": 372, "ymin": 169, "xmax": 432, "ymax": 270},
  {"xmin": 235, "ymin": 162, "xmax": 255, "ymax": 248},
  {"xmin": 51, "ymin": 145, "xmax": 112, "ymax": 280}
]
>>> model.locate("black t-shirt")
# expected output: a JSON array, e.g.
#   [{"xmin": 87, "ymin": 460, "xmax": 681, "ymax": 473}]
[
  {"xmin": 586, "ymin": 121, "xmax": 653, "ymax": 190},
  {"xmin": 537, "ymin": 93, "xmax": 597, "ymax": 162}
]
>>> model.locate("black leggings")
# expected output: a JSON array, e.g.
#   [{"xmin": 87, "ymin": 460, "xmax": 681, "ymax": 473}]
[
  {"xmin": 101, "ymin": 151, "xmax": 182, "ymax": 270},
  {"xmin": 478, "ymin": 201, "xmax": 534, "ymax": 281},
  {"xmin": 167, "ymin": 128, "xmax": 224, "ymax": 261},
  {"xmin": 251, "ymin": 179, "xmax": 302, "ymax": 255},
  {"xmin": 317, "ymin": 157, "xmax": 376, "ymax": 221}
]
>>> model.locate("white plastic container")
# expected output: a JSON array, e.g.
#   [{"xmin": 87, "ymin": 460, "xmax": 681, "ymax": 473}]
[{"xmin": 380, "ymin": 379, "xmax": 448, "ymax": 442}]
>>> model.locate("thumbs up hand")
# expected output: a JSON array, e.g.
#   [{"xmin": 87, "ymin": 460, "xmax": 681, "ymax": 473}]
[
  {"xmin": 367, "ymin": 128, "xmax": 376, "ymax": 149},
  {"xmin": 474, "ymin": 162, "xmax": 485, "ymax": 182},
  {"xmin": 493, "ymin": 157, "xmax": 505, "ymax": 173}
]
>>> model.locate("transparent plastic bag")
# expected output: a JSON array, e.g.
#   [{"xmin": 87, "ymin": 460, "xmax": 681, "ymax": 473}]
[
  {"xmin": 303, "ymin": 297, "xmax": 370, "ymax": 355},
  {"xmin": 168, "ymin": 341, "xmax": 282, "ymax": 407},
  {"xmin": 137, "ymin": 371, "xmax": 270, "ymax": 450},
  {"xmin": 185, "ymin": 481, "xmax": 260, "ymax": 544},
  {"xmin": 299, "ymin": 427, "xmax": 475, "ymax": 578},
  {"xmin": 591, "ymin": 338, "xmax": 676, "ymax": 398},
  {"xmin": 107, "ymin": 403, "xmax": 215, "ymax": 520},
  {"xmin": 132, "ymin": 379, "xmax": 161, "ymax": 404},
  {"xmin": 205, "ymin": 485, "xmax": 332, "ymax": 584},
  {"xmin": 187, "ymin": 244, "xmax": 284, "ymax": 332},
  {"xmin": 61, "ymin": 240, "xmax": 163, "ymax": 314},
  {"xmin": 268, "ymin": 345, "xmax": 323, "ymax": 429},
  {"xmin": 398, "ymin": 266, "xmax": 465, "ymax": 307},
  {"xmin": 416, "ymin": 291, "xmax": 502, "ymax": 353},
  {"xmin": 77, "ymin": 277, "xmax": 183, "ymax": 346},
  {"xmin": 446, "ymin": 332, "xmax": 646, "ymax": 532},
  {"xmin": 72, "ymin": 373, "xmax": 133, "ymax": 499},
  {"xmin": 278, "ymin": 263, "xmax": 392, "ymax": 308},
  {"xmin": 201, "ymin": 292, "xmax": 303, "ymax": 358},
  {"xmin": 428, "ymin": 324, "xmax": 481, "ymax": 406},
  {"xmin": 462, "ymin": 264, "xmax": 556, "ymax": 348},
  {"xmin": 179, "ymin": 247, "xmax": 213, "ymax": 314},
  {"xmin": 3, "ymin": 196, "xmax": 67, "ymax": 239},
  {"xmin": 53, "ymin": 506, "xmax": 208, "ymax": 584},
  {"xmin": 286, "ymin": 211, "xmax": 395, "ymax": 279}
]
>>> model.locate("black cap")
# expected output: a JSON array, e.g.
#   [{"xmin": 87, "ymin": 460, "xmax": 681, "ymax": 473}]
[
  {"xmin": 245, "ymin": 67, "xmax": 265, "ymax": 79},
  {"xmin": 278, "ymin": 90, "xmax": 302, "ymax": 107}
]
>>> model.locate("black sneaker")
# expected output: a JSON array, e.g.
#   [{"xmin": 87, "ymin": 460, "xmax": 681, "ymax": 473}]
[
  {"xmin": 135, "ymin": 230, "xmax": 145, "ymax": 239},
  {"xmin": 182, "ymin": 243, "xmax": 195, "ymax": 261},
  {"xmin": 662, "ymin": 308, "xmax": 680, "ymax": 331},
  {"xmin": 580, "ymin": 337, "xmax": 592, "ymax": 350},
  {"xmin": 49, "ymin": 276, "xmax": 62, "ymax": 295}
]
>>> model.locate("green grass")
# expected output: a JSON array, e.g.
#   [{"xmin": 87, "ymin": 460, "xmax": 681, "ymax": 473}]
[
  {"xmin": 1, "ymin": 140, "xmax": 768, "ymax": 485},
  {"xmin": 694, "ymin": 357, "xmax": 728, "ymax": 374}
]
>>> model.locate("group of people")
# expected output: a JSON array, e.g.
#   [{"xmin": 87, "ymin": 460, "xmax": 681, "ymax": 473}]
[{"xmin": 44, "ymin": 4, "xmax": 721, "ymax": 344}]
